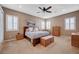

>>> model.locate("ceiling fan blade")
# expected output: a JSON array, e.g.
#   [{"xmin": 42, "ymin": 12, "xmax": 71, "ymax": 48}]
[
  {"xmin": 46, "ymin": 6, "xmax": 52, "ymax": 10},
  {"xmin": 38, "ymin": 7, "xmax": 43, "ymax": 10},
  {"xmin": 46, "ymin": 11, "xmax": 52, "ymax": 13},
  {"xmin": 37, "ymin": 12, "xmax": 40, "ymax": 13}
]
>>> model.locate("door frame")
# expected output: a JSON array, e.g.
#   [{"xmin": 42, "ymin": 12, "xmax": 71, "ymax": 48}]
[{"xmin": 0, "ymin": 6, "xmax": 4, "ymax": 43}]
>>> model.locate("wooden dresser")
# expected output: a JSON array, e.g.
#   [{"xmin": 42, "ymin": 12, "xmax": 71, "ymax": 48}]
[
  {"xmin": 71, "ymin": 33, "xmax": 79, "ymax": 48},
  {"xmin": 52, "ymin": 26, "xmax": 61, "ymax": 36}
]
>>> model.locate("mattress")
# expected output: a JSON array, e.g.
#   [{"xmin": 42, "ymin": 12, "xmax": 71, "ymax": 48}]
[{"xmin": 25, "ymin": 31, "xmax": 49, "ymax": 42}]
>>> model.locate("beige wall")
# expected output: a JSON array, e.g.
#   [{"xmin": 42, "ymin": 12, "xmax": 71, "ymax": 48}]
[
  {"xmin": 50, "ymin": 10, "xmax": 79, "ymax": 35},
  {"xmin": 3, "ymin": 7, "xmax": 42, "ymax": 40}
]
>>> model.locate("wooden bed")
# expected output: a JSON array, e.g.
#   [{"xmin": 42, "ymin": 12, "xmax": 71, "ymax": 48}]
[
  {"xmin": 23, "ymin": 26, "xmax": 50, "ymax": 46},
  {"xmin": 23, "ymin": 26, "xmax": 42, "ymax": 46}
]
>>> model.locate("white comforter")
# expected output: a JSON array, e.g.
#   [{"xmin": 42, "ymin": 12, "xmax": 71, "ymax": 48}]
[{"xmin": 25, "ymin": 31, "xmax": 49, "ymax": 42}]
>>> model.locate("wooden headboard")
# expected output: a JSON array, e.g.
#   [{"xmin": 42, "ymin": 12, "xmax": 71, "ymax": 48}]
[{"xmin": 23, "ymin": 26, "xmax": 29, "ymax": 38}]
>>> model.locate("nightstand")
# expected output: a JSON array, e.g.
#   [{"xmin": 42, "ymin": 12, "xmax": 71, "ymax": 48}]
[{"xmin": 16, "ymin": 33, "xmax": 24, "ymax": 40}]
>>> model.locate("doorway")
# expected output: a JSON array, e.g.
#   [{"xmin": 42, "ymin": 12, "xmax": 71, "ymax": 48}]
[{"xmin": 0, "ymin": 6, "xmax": 4, "ymax": 44}]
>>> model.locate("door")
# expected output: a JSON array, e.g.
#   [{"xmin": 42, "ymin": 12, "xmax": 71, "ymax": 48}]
[{"xmin": 0, "ymin": 6, "xmax": 4, "ymax": 43}]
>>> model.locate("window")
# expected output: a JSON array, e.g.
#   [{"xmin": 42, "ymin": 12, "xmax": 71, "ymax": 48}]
[
  {"xmin": 65, "ymin": 17, "xmax": 76, "ymax": 30},
  {"xmin": 41, "ymin": 20, "xmax": 45, "ymax": 30},
  {"xmin": 41, "ymin": 20, "xmax": 51, "ymax": 30},
  {"xmin": 6, "ymin": 15, "xmax": 18, "ymax": 31},
  {"xmin": 46, "ymin": 20, "xmax": 51, "ymax": 30}
]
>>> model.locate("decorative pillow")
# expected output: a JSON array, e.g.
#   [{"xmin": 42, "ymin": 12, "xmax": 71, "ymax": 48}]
[
  {"xmin": 34, "ymin": 27, "xmax": 39, "ymax": 31},
  {"xmin": 28, "ymin": 27, "xmax": 33, "ymax": 32}
]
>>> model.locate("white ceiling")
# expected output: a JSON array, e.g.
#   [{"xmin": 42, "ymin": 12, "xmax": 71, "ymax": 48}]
[{"xmin": 2, "ymin": 4, "xmax": 79, "ymax": 18}]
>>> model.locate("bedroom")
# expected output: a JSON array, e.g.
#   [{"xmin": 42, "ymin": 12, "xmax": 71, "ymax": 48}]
[{"xmin": 0, "ymin": 4, "xmax": 79, "ymax": 53}]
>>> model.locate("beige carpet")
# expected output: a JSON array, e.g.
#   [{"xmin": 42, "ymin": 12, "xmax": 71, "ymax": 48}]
[{"xmin": 1, "ymin": 36, "xmax": 79, "ymax": 54}]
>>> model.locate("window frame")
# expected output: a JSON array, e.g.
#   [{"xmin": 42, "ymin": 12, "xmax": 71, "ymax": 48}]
[
  {"xmin": 46, "ymin": 20, "xmax": 51, "ymax": 30},
  {"xmin": 65, "ymin": 17, "xmax": 76, "ymax": 30},
  {"xmin": 6, "ymin": 14, "xmax": 19, "ymax": 31},
  {"xmin": 41, "ymin": 20, "xmax": 45, "ymax": 30}
]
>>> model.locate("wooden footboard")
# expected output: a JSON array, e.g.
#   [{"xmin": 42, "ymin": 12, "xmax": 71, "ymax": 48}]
[
  {"xmin": 32, "ymin": 38, "xmax": 40, "ymax": 46},
  {"xmin": 24, "ymin": 36, "xmax": 40, "ymax": 46}
]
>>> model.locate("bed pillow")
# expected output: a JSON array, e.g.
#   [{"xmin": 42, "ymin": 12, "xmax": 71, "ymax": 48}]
[
  {"xmin": 28, "ymin": 27, "xmax": 33, "ymax": 32},
  {"xmin": 34, "ymin": 27, "xmax": 39, "ymax": 31}
]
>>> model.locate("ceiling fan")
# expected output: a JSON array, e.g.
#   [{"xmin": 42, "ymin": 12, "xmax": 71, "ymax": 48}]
[{"xmin": 37, "ymin": 6, "xmax": 52, "ymax": 13}]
